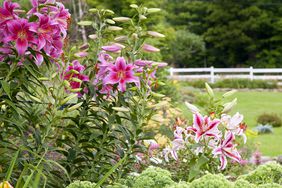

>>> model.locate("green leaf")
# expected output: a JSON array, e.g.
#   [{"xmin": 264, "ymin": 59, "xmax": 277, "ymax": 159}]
[
  {"xmin": 1, "ymin": 80, "xmax": 11, "ymax": 99},
  {"xmin": 5, "ymin": 150, "xmax": 20, "ymax": 181}
]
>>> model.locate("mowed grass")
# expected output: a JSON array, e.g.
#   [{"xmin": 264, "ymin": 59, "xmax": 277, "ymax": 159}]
[
  {"xmin": 178, "ymin": 90, "xmax": 282, "ymax": 156},
  {"xmin": 221, "ymin": 91, "xmax": 282, "ymax": 156}
]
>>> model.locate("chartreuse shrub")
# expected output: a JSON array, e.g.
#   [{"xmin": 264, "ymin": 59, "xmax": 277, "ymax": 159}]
[
  {"xmin": 66, "ymin": 181, "xmax": 97, "ymax": 188},
  {"xmin": 189, "ymin": 174, "xmax": 232, "ymax": 188},
  {"xmin": 239, "ymin": 162, "xmax": 282, "ymax": 185},
  {"xmin": 234, "ymin": 179, "xmax": 256, "ymax": 188},
  {"xmin": 132, "ymin": 166, "xmax": 174, "ymax": 188}
]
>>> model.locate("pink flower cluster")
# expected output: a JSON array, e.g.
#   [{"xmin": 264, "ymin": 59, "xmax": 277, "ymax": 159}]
[
  {"xmin": 63, "ymin": 60, "xmax": 89, "ymax": 96},
  {"xmin": 0, "ymin": 0, "xmax": 70, "ymax": 64},
  {"xmin": 93, "ymin": 51, "xmax": 165, "ymax": 95},
  {"xmin": 163, "ymin": 112, "xmax": 247, "ymax": 170}
]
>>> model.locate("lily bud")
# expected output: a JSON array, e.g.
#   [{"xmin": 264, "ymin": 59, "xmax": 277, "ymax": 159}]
[
  {"xmin": 77, "ymin": 21, "xmax": 92, "ymax": 26},
  {"xmin": 148, "ymin": 31, "xmax": 165, "ymax": 38},
  {"xmin": 105, "ymin": 9, "xmax": 114, "ymax": 14},
  {"xmin": 132, "ymin": 33, "xmax": 138, "ymax": 39},
  {"xmin": 142, "ymin": 44, "xmax": 160, "ymax": 53},
  {"xmin": 67, "ymin": 102, "xmax": 83, "ymax": 112},
  {"xmin": 107, "ymin": 26, "xmax": 123, "ymax": 31},
  {"xmin": 205, "ymin": 83, "xmax": 214, "ymax": 97},
  {"xmin": 63, "ymin": 80, "xmax": 71, "ymax": 88},
  {"xmin": 71, "ymin": 77, "xmax": 83, "ymax": 83},
  {"xmin": 222, "ymin": 98, "xmax": 237, "ymax": 113},
  {"xmin": 60, "ymin": 94, "xmax": 78, "ymax": 105},
  {"xmin": 69, "ymin": 88, "xmax": 82, "ymax": 92},
  {"xmin": 114, "ymin": 36, "xmax": 128, "ymax": 42},
  {"xmin": 147, "ymin": 8, "xmax": 161, "ymax": 13},
  {"xmin": 39, "ymin": 77, "xmax": 49, "ymax": 81},
  {"xmin": 185, "ymin": 101, "xmax": 200, "ymax": 113},
  {"xmin": 152, "ymin": 62, "xmax": 167, "ymax": 67},
  {"xmin": 74, "ymin": 51, "xmax": 88, "ymax": 58},
  {"xmin": 102, "ymin": 44, "xmax": 123, "ymax": 53},
  {"xmin": 106, "ymin": 19, "xmax": 115, "ymax": 25},
  {"xmin": 222, "ymin": 90, "xmax": 237, "ymax": 98},
  {"xmin": 89, "ymin": 8, "xmax": 98, "ymax": 13},
  {"xmin": 130, "ymin": 4, "xmax": 138, "ymax": 8},
  {"xmin": 113, "ymin": 17, "xmax": 131, "ymax": 22},
  {"xmin": 139, "ymin": 15, "xmax": 147, "ymax": 20},
  {"xmin": 30, "ymin": 95, "xmax": 42, "ymax": 103},
  {"xmin": 69, "ymin": 69, "xmax": 80, "ymax": 74},
  {"xmin": 79, "ymin": 43, "xmax": 89, "ymax": 50},
  {"xmin": 112, "ymin": 107, "xmax": 130, "ymax": 112},
  {"xmin": 151, "ymin": 92, "xmax": 165, "ymax": 98},
  {"xmin": 89, "ymin": 34, "xmax": 97, "ymax": 40}
]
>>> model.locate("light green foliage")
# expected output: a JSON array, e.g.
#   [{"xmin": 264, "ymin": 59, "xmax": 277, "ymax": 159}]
[
  {"xmin": 132, "ymin": 166, "xmax": 174, "ymax": 188},
  {"xmin": 258, "ymin": 183, "xmax": 282, "ymax": 188},
  {"xmin": 189, "ymin": 173, "xmax": 232, "ymax": 188},
  {"xmin": 167, "ymin": 181, "xmax": 190, "ymax": 188},
  {"xmin": 234, "ymin": 179, "xmax": 256, "ymax": 188},
  {"xmin": 239, "ymin": 162, "xmax": 282, "ymax": 185},
  {"xmin": 66, "ymin": 181, "xmax": 97, "ymax": 188}
]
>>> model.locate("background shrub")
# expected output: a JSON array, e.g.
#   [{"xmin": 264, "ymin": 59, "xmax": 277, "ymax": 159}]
[
  {"xmin": 189, "ymin": 174, "xmax": 232, "ymax": 188},
  {"xmin": 257, "ymin": 113, "xmax": 282, "ymax": 127},
  {"xmin": 254, "ymin": 124, "xmax": 273, "ymax": 134},
  {"xmin": 239, "ymin": 162, "xmax": 282, "ymax": 185}
]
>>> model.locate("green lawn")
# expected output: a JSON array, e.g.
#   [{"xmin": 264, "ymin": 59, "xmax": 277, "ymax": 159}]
[
  {"xmin": 229, "ymin": 91, "xmax": 282, "ymax": 156},
  {"xmin": 178, "ymin": 90, "xmax": 282, "ymax": 156}
]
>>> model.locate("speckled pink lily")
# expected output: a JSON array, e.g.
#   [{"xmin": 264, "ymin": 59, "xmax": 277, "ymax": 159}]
[
  {"xmin": 6, "ymin": 18, "xmax": 34, "ymax": 55},
  {"xmin": 221, "ymin": 112, "xmax": 247, "ymax": 143},
  {"xmin": 212, "ymin": 131, "xmax": 241, "ymax": 170},
  {"xmin": 103, "ymin": 57, "xmax": 139, "ymax": 92},
  {"xmin": 187, "ymin": 113, "xmax": 221, "ymax": 143}
]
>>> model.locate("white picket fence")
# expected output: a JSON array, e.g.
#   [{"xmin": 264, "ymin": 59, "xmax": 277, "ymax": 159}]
[{"xmin": 169, "ymin": 66, "xmax": 282, "ymax": 83}]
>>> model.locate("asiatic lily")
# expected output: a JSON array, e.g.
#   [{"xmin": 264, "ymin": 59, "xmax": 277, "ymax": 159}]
[
  {"xmin": 212, "ymin": 131, "xmax": 241, "ymax": 170},
  {"xmin": 221, "ymin": 112, "xmax": 247, "ymax": 143},
  {"xmin": 187, "ymin": 113, "xmax": 221, "ymax": 143},
  {"xmin": 103, "ymin": 57, "xmax": 139, "ymax": 92},
  {"xmin": 6, "ymin": 18, "xmax": 34, "ymax": 55}
]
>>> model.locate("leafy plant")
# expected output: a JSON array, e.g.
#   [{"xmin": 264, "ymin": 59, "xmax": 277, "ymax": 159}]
[
  {"xmin": 254, "ymin": 124, "xmax": 273, "ymax": 134},
  {"xmin": 257, "ymin": 113, "xmax": 282, "ymax": 128}
]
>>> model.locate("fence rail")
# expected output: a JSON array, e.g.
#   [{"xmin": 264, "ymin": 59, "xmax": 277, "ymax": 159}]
[{"xmin": 169, "ymin": 67, "xmax": 282, "ymax": 83}]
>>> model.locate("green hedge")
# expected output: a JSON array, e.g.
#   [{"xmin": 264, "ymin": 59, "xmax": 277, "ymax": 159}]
[
  {"xmin": 66, "ymin": 162, "xmax": 282, "ymax": 188},
  {"xmin": 181, "ymin": 79, "xmax": 278, "ymax": 89}
]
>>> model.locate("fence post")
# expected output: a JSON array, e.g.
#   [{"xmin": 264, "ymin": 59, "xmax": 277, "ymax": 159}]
[
  {"xmin": 169, "ymin": 67, "xmax": 173, "ymax": 77},
  {"xmin": 249, "ymin": 66, "xmax": 254, "ymax": 81},
  {"xmin": 210, "ymin": 66, "xmax": 215, "ymax": 83}
]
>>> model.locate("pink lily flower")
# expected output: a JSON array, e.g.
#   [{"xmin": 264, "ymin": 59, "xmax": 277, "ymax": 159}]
[
  {"xmin": 187, "ymin": 113, "xmax": 221, "ymax": 143},
  {"xmin": 221, "ymin": 113, "xmax": 247, "ymax": 143},
  {"xmin": 30, "ymin": 13, "xmax": 56, "ymax": 50},
  {"xmin": 6, "ymin": 18, "xmax": 34, "ymax": 55},
  {"xmin": 0, "ymin": 0, "xmax": 20, "ymax": 24},
  {"xmin": 103, "ymin": 57, "xmax": 139, "ymax": 92},
  {"xmin": 212, "ymin": 131, "xmax": 241, "ymax": 170}
]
